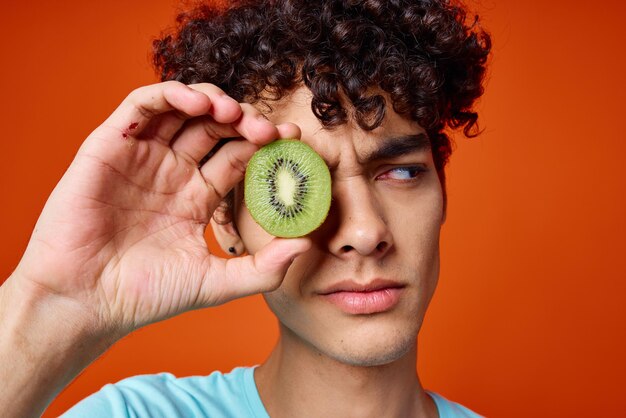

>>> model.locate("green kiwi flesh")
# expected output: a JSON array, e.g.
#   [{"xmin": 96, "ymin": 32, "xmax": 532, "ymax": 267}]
[{"xmin": 244, "ymin": 139, "xmax": 331, "ymax": 238}]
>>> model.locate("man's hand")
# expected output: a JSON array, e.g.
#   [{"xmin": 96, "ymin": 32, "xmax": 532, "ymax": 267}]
[{"xmin": 0, "ymin": 81, "xmax": 310, "ymax": 417}]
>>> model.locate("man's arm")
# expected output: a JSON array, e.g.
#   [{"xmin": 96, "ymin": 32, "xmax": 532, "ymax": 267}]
[{"xmin": 0, "ymin": 81, "xmax": 310, "ymax": 417}]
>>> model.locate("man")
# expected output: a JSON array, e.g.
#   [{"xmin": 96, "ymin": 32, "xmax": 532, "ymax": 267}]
[{"xmin": 0, "ymin": 0, "xmax": 490, "ymax": 416}]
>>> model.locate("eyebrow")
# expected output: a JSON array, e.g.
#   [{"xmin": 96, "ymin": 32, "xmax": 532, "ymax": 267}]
[{"xmin": 362, "ymin": 133, "xmax": 431, "ymax": 163}]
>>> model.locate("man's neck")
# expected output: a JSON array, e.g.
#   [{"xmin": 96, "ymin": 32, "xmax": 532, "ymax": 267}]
[{"xmin": 254, "ymin": 329, "xmax": 438, "ymax": 418}]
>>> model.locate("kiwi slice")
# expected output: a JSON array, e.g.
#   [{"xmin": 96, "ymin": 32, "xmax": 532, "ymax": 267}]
[{"xmin": 244, "ymin": 139, "xmax": 331, "ymax": 238}]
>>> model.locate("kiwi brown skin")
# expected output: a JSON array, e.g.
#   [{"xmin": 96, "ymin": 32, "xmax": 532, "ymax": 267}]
[{"xmin": 244, "ymin": 139, "xmax": 331, "ymax": 238}]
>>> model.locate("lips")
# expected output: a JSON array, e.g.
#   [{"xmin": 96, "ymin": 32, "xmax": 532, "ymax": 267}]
[{"xmin": 318, "ymin": 279, "xmax": 405, "ymax": 315}]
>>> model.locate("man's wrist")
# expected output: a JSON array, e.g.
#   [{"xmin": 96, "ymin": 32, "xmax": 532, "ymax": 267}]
[{"xmin": 0, "ymin": 272, "xmax": 119, "ymax": 417}]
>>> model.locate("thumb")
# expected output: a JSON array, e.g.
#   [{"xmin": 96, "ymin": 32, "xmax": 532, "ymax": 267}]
[{"xmin": 200, "ymin": 237, "xmax": 312, "ymax": 306}]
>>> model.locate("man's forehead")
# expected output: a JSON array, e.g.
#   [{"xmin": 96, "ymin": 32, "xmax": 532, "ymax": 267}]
[
  {"xmin": 260, "ymin": 85, "xmax": 429, "ymax": 166},
  {"xmin": 299, "ymin": 127, "xmax": 431, "ymax": 172}
]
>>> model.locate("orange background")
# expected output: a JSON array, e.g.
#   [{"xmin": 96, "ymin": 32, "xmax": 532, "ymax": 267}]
[{"xmin": 1, "ymin": 1, "xmax": 625, "ymax": 417}]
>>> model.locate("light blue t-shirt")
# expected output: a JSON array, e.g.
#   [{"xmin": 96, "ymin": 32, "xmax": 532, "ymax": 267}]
[{"xmin": 61, "ymin": 367, "xmax": 482, "ymax": 417}]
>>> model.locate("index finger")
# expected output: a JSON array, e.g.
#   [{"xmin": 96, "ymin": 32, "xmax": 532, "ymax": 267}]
[{"xmin": 102, "ymin": 80, "xmax": 215, "ymax": 139}]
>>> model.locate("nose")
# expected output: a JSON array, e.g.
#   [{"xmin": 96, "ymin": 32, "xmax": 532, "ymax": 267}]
[{"xmin": 326, "ymin": 177, "xmax": 393, "ymax": 258}]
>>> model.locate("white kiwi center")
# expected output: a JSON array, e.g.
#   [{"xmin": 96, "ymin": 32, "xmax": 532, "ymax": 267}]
[{"xmin": 277, "ymin": 168, "xmax": 297, "ymax": 206}]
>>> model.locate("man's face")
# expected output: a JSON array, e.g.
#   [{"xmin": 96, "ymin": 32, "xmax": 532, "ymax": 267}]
[{"xmin": 234, "ymin": 86, "xmax": 444, "ymax": 366}]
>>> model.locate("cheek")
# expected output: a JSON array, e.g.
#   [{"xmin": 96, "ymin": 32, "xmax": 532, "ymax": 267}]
[
  {"xmin": 261, "ymin": 264, "xmax": 307, "ymax": 330},
  {"xmin": 263, "ymin": 287, "xmax": 293, "ymax": 316},
  {"xmin": 260, "ymin": 245, "xmax": 323, "ymax": 320},
  {"xmin": 382, "ymin": 180, "xmax": 443, "ymax": 296},
  {"xmin": 385, "ymin": 184, "xmax": 444, "ymax": 247}
]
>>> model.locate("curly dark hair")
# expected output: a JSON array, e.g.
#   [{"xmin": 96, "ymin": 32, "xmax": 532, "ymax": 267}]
[{"xmin": 153, "ymin": 0, "xmax": 490, "ymax": 192}]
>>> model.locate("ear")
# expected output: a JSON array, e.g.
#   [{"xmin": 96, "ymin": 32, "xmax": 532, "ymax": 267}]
[{"xmin": 210, "ymin": 200, "xmax": 246, "ymax": 256}]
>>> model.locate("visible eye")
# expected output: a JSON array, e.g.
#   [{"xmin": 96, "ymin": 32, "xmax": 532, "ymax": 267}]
[{"xmin": 377, "ymin": 166, "xmax": 427, "ymax": 181}]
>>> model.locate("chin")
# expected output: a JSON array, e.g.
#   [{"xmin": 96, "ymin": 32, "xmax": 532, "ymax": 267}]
[
  {"xmin": 330, "ymin": 342, "xmax": 416, "ymax": 367},
  {"xmin": 323, "ymin": 322, "xmax": 420, "ymax": 367},
  {"xmin": 267, "ymin": 289, "xmax": 428, "ymax": 368}
]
